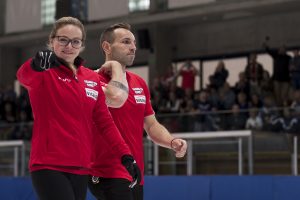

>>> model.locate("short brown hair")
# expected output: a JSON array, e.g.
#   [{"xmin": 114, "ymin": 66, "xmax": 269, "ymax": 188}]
[{"xmin": 100, "ymin": 23, "xmax": 131, "ymax": 54}]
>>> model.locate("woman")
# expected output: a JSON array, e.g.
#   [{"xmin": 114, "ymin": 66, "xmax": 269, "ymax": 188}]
[{"xmin": 16, "ymin": 17, "xmax": 136, "ymax": 200}]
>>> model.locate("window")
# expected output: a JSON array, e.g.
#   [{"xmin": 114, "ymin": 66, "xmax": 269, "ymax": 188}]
[
  {"xmin": 41, "ymin": 0, "xmax": 56, "ymax": 25},
  {"xmin": 129, "ymin": 0, "xmax": 150, "ymax": 12},
  {"xmin": 202, "ymin": 57, "xmax": 247, "ymax": 88}
]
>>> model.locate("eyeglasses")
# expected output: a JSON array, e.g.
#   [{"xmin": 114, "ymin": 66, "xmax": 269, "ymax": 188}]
[{"xmin": 55, "ymin": 36, "xmax": 83, "ymax": 49}]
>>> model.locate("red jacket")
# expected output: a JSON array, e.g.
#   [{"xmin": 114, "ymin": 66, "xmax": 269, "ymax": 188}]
[
  {"xmin": 90, "ymin": 71, "xmax": 154, "ymax": 184},
  {"xmin": 17, "ymin": 58, "xmax": 131, "ymax": 174}
]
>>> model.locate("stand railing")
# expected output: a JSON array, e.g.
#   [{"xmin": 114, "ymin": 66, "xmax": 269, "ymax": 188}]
[
  {"xmin": 0, "ymin": 140, "xmax": 25, "ymax": 176},
  {"xmin": 153, "ymin": 130, "xmax": 253, "ymax": 175}
]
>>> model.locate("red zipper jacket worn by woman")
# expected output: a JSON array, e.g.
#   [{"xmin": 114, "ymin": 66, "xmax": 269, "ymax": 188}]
[{"xmin": 17, "ymin": 56, "xmax": 131, "ymax": 175}]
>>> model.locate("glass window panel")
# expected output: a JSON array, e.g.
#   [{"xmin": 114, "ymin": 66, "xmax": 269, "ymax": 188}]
[
  {"xmin": 129, "ymin": 0, "xmax": 150, "ymax": 12},
  {"xmin": 203, "ymin": 57, "xmax": 247, "ymax": 88},
  {"xmin": 41, "ymin": 0, "xmax": 56, "ymax": 25},
  {"xmin": 256, "ymin": 53, "xmax": 273, "ymax": 76}
]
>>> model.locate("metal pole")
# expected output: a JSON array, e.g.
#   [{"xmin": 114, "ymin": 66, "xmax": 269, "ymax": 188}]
[
  {"xmin": 13, "ymin": 146, "xmax": 19, "ymax": 177},
  {"xmin": 187, "ymin": 140, "xmax": 193, "ymax": 175},
  {"xmin": 292, "ymin": 136, "xmax": 298, "ymax": 176},
  {"xmin": 154, "ymin": 144, "xmax": 159, "ymax": 175},
  {"xmin": 21, "ymin": 142, "xmax": 25, "ymax": 176},
  {"xmin": 248, "ymin": 134, "xmax": 253, "ymax": 175},
  {"xmin": 238, "ymin": 138, "xmax": 243, "ymax": 175}
]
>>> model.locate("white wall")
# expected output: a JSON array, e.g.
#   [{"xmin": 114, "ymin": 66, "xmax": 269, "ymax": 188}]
[
  {"xmin": 88, "ymin": 0, "xmax": 129, "ymax": 21},
  {"xmin": 168, "ymin": 0, "xmax": 215, "ymax": 9},
  {"xmin": 5, "ymin": 0, "xmax": 42, "ymax": 33}
]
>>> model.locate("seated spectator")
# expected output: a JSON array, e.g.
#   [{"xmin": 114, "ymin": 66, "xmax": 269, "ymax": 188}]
[
  {"xmin": 11, "ymin": 110, "xmax": 32, "ymax": 140},
  {"xmin": 236, "ymin": 92, "xmax": 249, "ymax": 111},
  {"xmin": 218, "ymin": 82, "xmax": 236, "ymax": 110},
  {"xmin": 245, "ymin": 108, "xmax": 263, "ymax": 130},
  {"xmin": 194, "ymin": 90, "xmax": 216, "ymax": 131},
  {"xmin": 150, "ymin": 77, "xmax": 168, "ymax": 100},
  {"xmin": 290, "ymin": 89, "xmax": 300, "ymax": 118},
  {"xmin": 164, "ymin": 92, "xmax": 181, "ymax": 113},
  {"xmin": 233, "ymin": 71, "xmax": 250, "ymax": 97},
  {"xmin": 249, "ymin": 93, "xmax": 263, "ymax": 109},
  {"xmin": 259, "ymin": 95, "xmax": 280, "ymax": 132},
  {"xmin": 169, "ymin": 81, "xmax": 185, "ymax": 99},
  {"xmin": 281, "ymin": 107, "xmax": 299, "ymax": 133},
  {"xmin": 151, "ymin": 92, "xmax": 167, "ymax": 114},
  {"xmin": 223, "ymin": 104, "xmax": 248, "ymax": 130},
  {"xmin": 289, "ymin": 49, "xmax": 300, "ymax": 90}
]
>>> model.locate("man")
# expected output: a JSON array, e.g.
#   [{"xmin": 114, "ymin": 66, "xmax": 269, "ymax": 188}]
[
  {"xmin": 89, "ymin": 23, "xmax": 187, "ymax": 200},
  {"xmin": 263, "ymin": 42, "xmax": 291, "ymax": 106}
]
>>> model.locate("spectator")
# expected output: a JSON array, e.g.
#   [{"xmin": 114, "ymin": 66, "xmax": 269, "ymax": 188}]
[
  {"xmin": 245, "ymin": 108, "xmax": 263, "ymax": 130},
  {"xmin": 223, "ymin": 104, "xmax": 247, "ymax": 130},
  {"xmin": 260, "ymin": 70, "xmax": 274, "ymax": 98},
  {"xmin": 289, "ymin": 49, "xmax": 300, "ymax": 90},
  {"xmin": 164, "ymin": 92, "xmax": 181, "ymax": 113},
  {"xmin": 194, "ymin": 90, "xmax": 216, "ymax": 131},
  {"xmin": 244, "ymin": 53, "xmax": 264, "ymax": 94},
  {"xmin": 233, "ymin": 71, "xmax": 250, "ymax": 97},
  {"xmin": 176, "ymin": 60, "xmax": 198, "ymax": 91},
  {"xmin": 259, "ymin": 95, "xmax": 280, "ymax": 131},
  {"xmin": 290, "ymin": 90, "xmax": 300, "ymax": 118},
  {"xmin": 263, "ymin": 43, "xmax": 291, "ymax": 106},
  {"xmin": 249, "ymin": 93, "xmax": 263, "ymax": 109},
  {"xmin": 209, "ymin": 60, "xmax": 229, "ymax": 91},
  {"xmin": 218, "ymin": 82, "xmax": 236, "ymax": 110}
]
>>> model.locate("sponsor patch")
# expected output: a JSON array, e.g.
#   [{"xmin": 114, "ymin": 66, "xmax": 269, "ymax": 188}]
[
  {"xmin": 84, "ymin": 80, "xmax": 97, "ymax": 87},
  {"xmin": 85, "ymin": 88, "xmax": 98, "ymax": 100},
  {"xmin": 132, "ymin": 88, "xmax": 143, "ymax": 94},
  {"xmin": 134, "ymin": 95, "xmax": 146, "ymax": 104}
]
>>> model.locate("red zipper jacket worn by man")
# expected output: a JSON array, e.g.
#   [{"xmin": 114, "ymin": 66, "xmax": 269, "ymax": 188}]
[{"xmin": 17, "ymin": 52, "xmax": 131, "ymax": 175}]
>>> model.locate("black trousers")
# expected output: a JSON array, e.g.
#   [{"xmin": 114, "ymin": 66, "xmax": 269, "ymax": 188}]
[
  {"xmin": 88, "ymin": 177, "xmax": 143, "ymax": 200},
  {"xmin": 31, "ymin": 169, "xmax": 88, "ymax": 200}
]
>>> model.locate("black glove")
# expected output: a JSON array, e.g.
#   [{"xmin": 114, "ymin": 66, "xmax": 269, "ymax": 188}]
[
  {"xmin": 121, "ymin": 155, "xmax": 141, "ymax": 188},
  {"xmin": 31, "ymin": 50, "xmax": 61, "ymax": 71}
]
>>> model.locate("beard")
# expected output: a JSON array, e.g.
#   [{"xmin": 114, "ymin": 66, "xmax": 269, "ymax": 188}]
[{"xmin": 111, "ymin": 52, "xmax": 135, "ymax": 67}]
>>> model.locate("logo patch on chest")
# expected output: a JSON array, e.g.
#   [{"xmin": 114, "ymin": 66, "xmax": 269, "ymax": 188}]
[
  {"xmin": 132, "ymin": 88, "xmax": 143, "ymax": 94},
  {"xmin": 84, "ymin": 80, "xmax": 97, "ymax": 87},
  {"xmin": 85, "ymin": 88, "xmax": 98, "ymax": 100},
  {"xmin": 134, "ymin": 95, "xmax": 146, "ymax": 104}
]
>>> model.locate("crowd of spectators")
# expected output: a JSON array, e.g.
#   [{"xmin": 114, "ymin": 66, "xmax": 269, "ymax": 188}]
[
  {"xmin": 1, "ymin": 47, "xmax": 300, "ymax": 140},
  {"xmin": 0, "ymin": 84, "xmax": 32, "ymax": 140},
  {"xmin": 151, "ymin": 48, "xmax": 300, "ymax": 133}
]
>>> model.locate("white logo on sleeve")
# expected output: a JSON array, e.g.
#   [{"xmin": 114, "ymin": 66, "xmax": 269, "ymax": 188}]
[
  {"xmin": 134, "ymin": 95, "xmax": 146, "ymax": 104},
  {"xmin": 85, "ymin": 88, "xmax": 98, "ymax": 100}
]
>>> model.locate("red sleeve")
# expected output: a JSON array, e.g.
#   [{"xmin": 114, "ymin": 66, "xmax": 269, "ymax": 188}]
[
  {"xmin": 16, "ymin": 58, "xmax": 43, "ymax": 90},
  {"xmin": 93, "ymin": 87, "xmax": 131, "ymax": 157}
]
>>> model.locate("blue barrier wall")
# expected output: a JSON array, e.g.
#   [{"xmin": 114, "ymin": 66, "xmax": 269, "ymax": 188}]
[{"xmin": 0, "ymin": 176, "xmax": 300, "ymax": 200}]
